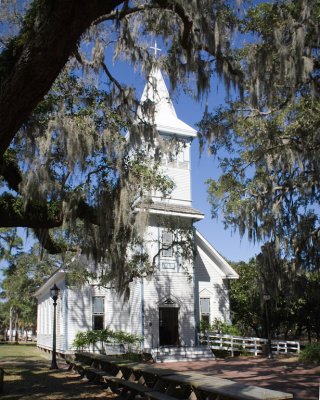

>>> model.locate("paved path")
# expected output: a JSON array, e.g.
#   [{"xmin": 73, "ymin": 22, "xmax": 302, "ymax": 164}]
[{"xmin": 156, "ymin": 356, "xmax": 320, "ymax": 400}]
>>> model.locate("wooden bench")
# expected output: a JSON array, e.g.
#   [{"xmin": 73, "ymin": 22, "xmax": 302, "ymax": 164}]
[
  {"xmin": 71, "ymin": 353, "xmax": 293, "ymax": 400},
  {"xmin": 109, "ymin": 377, "xmax": 158, "ymax": 400},
  {"xmin": 159, "ymin": 372, "xmax": 293, "ymax": 400},
  {"xmin": 81, "ymin": 366, "xmax": 119, "ymax": 384},
  {"xmin": 147, "ymin": 392, "xmax": 179, "ymax": 400}
]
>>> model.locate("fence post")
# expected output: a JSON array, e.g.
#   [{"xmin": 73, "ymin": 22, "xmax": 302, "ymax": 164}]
[
  {"xmin": 206, "ymin": 331, "xmax": 210, "ymax": 349},
  {"xmin": 231, "ymin": 336, "xmax": 234, "ymax": 357}
]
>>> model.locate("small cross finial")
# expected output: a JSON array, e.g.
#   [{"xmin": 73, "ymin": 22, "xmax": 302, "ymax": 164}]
[{"xmin": 150, "ymin": 41, "xmax": 161, "ymax": 58}]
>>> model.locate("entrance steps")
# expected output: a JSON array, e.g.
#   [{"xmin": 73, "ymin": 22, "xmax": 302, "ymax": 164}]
[{"xmin": 151, "ymin": 346, "xmax": 215, "ymax": 363}]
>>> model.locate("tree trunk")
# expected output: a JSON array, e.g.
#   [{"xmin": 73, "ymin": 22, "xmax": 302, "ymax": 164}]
[
  {"xmin": 14, "ymin": 319, "xmax": 19, "ymax": 344},
  {"xmin": 9, "ymin": 306, "xmax": 13, "ymax": 342},
  {"xmin": 0, "ymin": 0, "xmax": 124, "ymax": 159}
]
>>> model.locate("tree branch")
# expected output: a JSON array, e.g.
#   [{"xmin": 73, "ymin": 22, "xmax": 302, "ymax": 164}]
[{"xmin": 0, "ymin": 0, "xmax": 125, "ymax": 160}]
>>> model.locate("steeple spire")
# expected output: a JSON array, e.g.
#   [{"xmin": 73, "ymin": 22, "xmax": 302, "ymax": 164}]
[{"xmin": 137, "ymin": 67, "xmax": 196, "ymax": 137}]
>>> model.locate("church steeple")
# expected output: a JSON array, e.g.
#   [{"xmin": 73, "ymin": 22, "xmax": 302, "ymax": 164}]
[
  {"xmin": 138, "ymin": 67, "xmax": 197, "ymax": 138},
  {"xmin": 137, "ymin": 65, "xmax": 202, "ymax": 220}
]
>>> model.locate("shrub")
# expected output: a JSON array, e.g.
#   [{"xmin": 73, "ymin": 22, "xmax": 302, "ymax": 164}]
[
  {"xmin": 72, "ymin": 328, "xmax": 142, "ymax": 352},
  {"xmin": 299, "ymin": 342, "xmax": 320, "ymax": 364},
  {"xmin": 73, "ymin": 332, "xmax": 87, "ymax": 351},
  {"xmin": 210, "ymin": 318, "xmax": 241, "ymax": 336}
]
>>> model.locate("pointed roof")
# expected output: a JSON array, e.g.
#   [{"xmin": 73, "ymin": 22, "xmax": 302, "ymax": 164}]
[
  {"xmin": 137, "ymin": 67, "xmax": 197, "ymax": 138},
  {"xmin": 195, "ymin": 230, "xmax": 239, "ymax": 279}
]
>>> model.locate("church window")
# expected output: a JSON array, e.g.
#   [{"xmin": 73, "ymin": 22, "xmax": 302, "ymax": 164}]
[
  {"xmin": 92, "ymin": 297, "xmax": 104, "ymax": 330},
  {"xmin": 161, "ymin": 232, "xmax": 173, "ymax": 257},
  {"xmin": 200, "ymin": 298, "xmax": 210, "ymax": 324}
]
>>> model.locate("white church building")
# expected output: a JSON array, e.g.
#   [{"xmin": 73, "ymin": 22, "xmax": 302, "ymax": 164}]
[{"xmin": 35, "ymin": 66, "xmax": 238, "ymax": 356}]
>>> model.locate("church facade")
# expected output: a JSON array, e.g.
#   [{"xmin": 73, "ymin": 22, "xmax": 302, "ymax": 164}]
[{"xmin": 35, "ymin": 67, "xmax": 238, "ymax": 354}]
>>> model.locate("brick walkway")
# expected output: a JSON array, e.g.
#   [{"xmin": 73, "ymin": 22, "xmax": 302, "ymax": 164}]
[{"xmin": 156, "ymin": 356, "xmax": 320, "ymax": 400}]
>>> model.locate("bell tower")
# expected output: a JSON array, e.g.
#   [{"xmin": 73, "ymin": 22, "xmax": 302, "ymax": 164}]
[{"xmin": 138, "ymin": 66, "xmax": 198, "ymax": 210}]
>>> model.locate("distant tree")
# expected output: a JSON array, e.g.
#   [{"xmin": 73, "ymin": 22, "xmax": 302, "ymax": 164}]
[
  {"xmin": 0, "ymin": 247, "xmax": 57, "ymax": 340},
  {"xmin": 230, "ymin": 254, "xmax": 320, "ymax": 341},
  {"xmin": 199, "ymin": 1, "xmax": 320, "ymax": 271},
  {"xmin": 0, "ymin": 228, "xmax": 23, "ymax": 263},
  {"xmin": 229, "ymin": 259, "xmax": 263, "ymax": 337}
]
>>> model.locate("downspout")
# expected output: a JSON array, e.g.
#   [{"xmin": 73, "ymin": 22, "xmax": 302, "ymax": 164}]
[
  {"xmin": 141, "ymin": 278, "xmax": 145, "ymax": 349},
  {"xmin": 64, "ymin": 287, "xmax": 68, "ymax": 352},
  {"xmin": 192, "ymin": 225, "xmax": 198, "ymax": 346},
  {"xmin": 157, "ymin": 225, "xmax": 161, "ymax": 271}
]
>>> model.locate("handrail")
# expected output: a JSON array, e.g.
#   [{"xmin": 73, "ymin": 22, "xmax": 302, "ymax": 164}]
[{"xmin": 198, "ymin": 332, "xmax": 300, "ymax": 356}]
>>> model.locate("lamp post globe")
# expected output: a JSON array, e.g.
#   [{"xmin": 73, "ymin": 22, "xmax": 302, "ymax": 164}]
[{"xmin": 50, "ymin": 283, "xmax": 60, "ymax": 370}]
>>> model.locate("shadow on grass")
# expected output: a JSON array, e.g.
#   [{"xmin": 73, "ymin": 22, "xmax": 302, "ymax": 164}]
[{"xmin": 1, "ymin": 358, "xmax": 112, "ymax": 399}]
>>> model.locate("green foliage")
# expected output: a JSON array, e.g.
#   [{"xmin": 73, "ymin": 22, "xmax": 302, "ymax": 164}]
[
  {"xmin": 229, "ymin": 258, "xmax": 320, "ymax": 340},
  {"xmin": 210, "ymin": 318, "xmax": 241, "ymax": 336},
  {"xmin": 199, "ymin": 1, "xmax": 320, "ymax": 275},
  {"xmin": 198, "ymin": 318, "xmax": 240, "ymax": 336},
  {"xmin": 198, "ymin": 319, "xmax": 211, "ymax": 333},
  {"xmin": 72, "ymin": 329, "xmax": 142, "ymax": 351},
  {"xmin": 0, "ymin": 244, "xmax": 59, "ymax": 334},
  {"xmin": 0, "ymin": 228, "xmax": 23, "ymax": 263},
  {"xmin": 299, "ymin": 343, "xmax": 320, "ymax": 364},
  {"xmin": 229, "ymin": 260, "xmax": 264, "ymax": 337}
]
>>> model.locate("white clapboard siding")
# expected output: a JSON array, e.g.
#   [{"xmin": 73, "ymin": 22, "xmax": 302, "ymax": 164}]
[
  {"xmin": 67, "ymin": 285, "xmax": 92, "ymax": 350},
  {"xmin": 37, "ymin": 277, "xmax": 67, "ymax": 352},
  {"xmin": 194, "ymin": 242, "xmax": 232, "ymax": 325},
  {"xmin": 142, "ymin": 269, "xmax": 196, "ymax": 348}
]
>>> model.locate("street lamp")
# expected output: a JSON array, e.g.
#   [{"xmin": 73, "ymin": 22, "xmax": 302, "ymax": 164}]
[
  {"xmin": 50, "ymin": 283, "xmax": 60, "ymax": 370},
  {"xmin": 263, "ymin": 293, "xmax": 273, "ymax": 359}
]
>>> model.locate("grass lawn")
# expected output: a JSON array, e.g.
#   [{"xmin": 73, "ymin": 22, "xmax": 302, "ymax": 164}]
[{"xmin": 0, "ymin": 344, "xmax": 115, "ymax": 399}]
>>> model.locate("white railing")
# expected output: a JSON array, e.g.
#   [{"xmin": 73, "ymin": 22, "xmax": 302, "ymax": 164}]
[{"xmin": 198, "ymin": 332, "xmax": 300, "ymax": 356}]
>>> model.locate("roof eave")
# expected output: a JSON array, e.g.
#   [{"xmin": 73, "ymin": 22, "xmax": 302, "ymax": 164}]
[
  {"xmin": 34, "ymin": 270, "xmax": 66, "ymax": 298},
  {"xmin": 148, "ymin": 208, "xmax": 204, "ymax": 220},
  {"xmin": 195, "ymin": 230, "xmax": 239, "ymax": 279}
]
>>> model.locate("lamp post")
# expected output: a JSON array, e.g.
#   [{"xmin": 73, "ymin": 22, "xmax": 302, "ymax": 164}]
[
  {"xmin": 50, "ymin": 283, "xmax": 60, "ymax": 370},
  {"xmin": 263, "ymin": 293, "xmax": 273, "ymax": 359}
]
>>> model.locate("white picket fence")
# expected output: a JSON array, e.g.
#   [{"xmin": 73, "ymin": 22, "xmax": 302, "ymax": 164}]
[{"xmin": 198, "ymin": 332, "xmax": 300, "ymax": 356}]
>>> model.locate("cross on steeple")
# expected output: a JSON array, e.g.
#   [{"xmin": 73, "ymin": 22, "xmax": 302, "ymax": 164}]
[{"xmin": 150, "ymin": 41, "xmax": 161, "ymax": 58}]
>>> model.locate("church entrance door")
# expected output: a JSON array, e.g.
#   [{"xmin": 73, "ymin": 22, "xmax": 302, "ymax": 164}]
[{"xmin": 159, "ymin": 307, "xmax": 179, "ymax": 346}]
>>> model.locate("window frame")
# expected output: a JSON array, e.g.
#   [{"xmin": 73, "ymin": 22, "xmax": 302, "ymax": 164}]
[
  {"xmin": 161, "ymin": 231, "xmax": 174, "ymax": 258},
  {"xmin": 200, "ymin": 297, "xmax": 210, "ymax": 324},
  {"xmin": 92, "ymin": 296, "xmax": 105, "ymax": 331}
]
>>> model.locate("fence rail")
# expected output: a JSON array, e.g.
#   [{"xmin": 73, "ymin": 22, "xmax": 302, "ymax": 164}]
[{"xmin": 198, "ymin": 332, "xmax": 300, "ymax": 356}]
